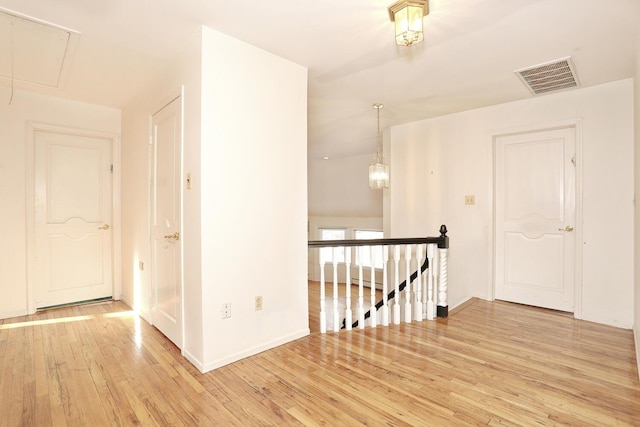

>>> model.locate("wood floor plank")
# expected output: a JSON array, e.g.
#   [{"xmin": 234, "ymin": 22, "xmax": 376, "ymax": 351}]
[
  {"xmin": 259, "ymin": 349, "xmax": 417, "ymax": 426},
  {"xmin": 209, "ymin": 364, "xmax": 304, "ymax": 426},
  {"xmin": 1, "ymin": 292, "xmax": 639, "ymax": 426},
  {"xmin": 42, "ymin": 330, "xmax": 69, "ymax": 426},
  {"xmin": 3, "ymin": 325, "xmax": 22, "ymax": 426}
]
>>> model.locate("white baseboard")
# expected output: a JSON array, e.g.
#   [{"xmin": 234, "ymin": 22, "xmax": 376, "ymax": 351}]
[
  {"xmin": 350, "ymin": 278, "xmax": 384, "ymax": 289},
  {"xmin": 119, "ymin": 295, "xmax": 134, "ymax": 309},
  {"xmin": 635, "ymin": 326, "xmax": 640, "ymax": 382},
  {"xmin": 0, "ymin": 308, "xmax": 28, "ymax": 320},
  {"xmin": 200, "ymin": 328, "xmax": 310, "ymax": 373},
  {"xmin": 119, "ymin": 294, "xmax": 153, "ymax": 323},
  {"xmin": 449, "ymin": 296, "xmax": 474, "ymax": 312},
  {"xmin": 183, "ymin": 349, "xmax": 205, "ymax": 372}
]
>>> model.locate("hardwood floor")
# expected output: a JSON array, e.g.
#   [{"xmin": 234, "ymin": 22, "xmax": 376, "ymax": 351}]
[{"xmin": 1, "ymin": 290, "xmax": 639, "ymax": 426}]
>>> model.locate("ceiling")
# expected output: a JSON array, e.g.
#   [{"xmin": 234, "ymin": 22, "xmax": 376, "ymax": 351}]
[{"xmin": 0, "ymin": 0, "xmax": 638, "ymax": 160}]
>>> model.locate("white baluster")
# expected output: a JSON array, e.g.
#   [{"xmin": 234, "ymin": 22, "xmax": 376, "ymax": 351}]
[
  {"xmin": 344, "ymin": 247, "xmax": 352, "ymax": 331},
  {"xmin": 404, "ymin": 244, "xmax": 412, "ymax": 323},
  {"xmin": 426, "ymin": 243, "xmax": 435, "ymax": 320},
  {"xmin": 422, "ymin": 249, "xmax": 428, "ymax": 319},
  {"xmin": 369, "ymin": 245, "xmax": 377, "ymax": 328},
  {"xmin": 414, "ymin": 244, "xmax": 424, "ymax": 321},
  {"xmin": 438, "ymin": 247, "xmax": 448, "ymax": 318},
  {"xmin": 319, "ymin": 258, "xmax": 327, "ymax": 333},
  {"xmin": 358, "ymin": 247, "xmax": 365, "ymax": 329},
  {"xmin": 332, "ymin": 247, "xmax": 340, "ymax": 332},
  {"xmin": 393, "ymin": 245, "xmax": 401, "ymax": 324},
  {"xmin": 381, "ymin": 246, "xmax": 390, "ymax": 326}
]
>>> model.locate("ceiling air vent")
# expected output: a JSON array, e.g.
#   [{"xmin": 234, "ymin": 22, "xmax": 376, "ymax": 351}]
[{"xmin": 515, "ymin": 57, "xmax": 579, "ymax": 95}]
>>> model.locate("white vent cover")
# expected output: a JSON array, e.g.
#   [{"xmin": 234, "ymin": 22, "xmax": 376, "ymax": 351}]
[{"xmin": 515, "ymin": 57, "xmax": 579, "ymax": 95}]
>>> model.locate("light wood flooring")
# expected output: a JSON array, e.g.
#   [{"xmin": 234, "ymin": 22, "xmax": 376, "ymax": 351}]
[{"xmin": 1, "ymin": 284, "xmax": 639, "ymax": 426}]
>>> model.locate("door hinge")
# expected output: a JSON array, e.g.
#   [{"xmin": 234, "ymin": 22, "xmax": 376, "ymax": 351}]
[
  {"xmin": 148, "ymin": 135, "xmax": 153, "ymax": 145},
  {"xmin": 110, "ymin": 164, "xmax": 114, "ymax": 173},
  {"xmin": 571, "ymin": 155, "xmax": 576, "ymax": 166}
]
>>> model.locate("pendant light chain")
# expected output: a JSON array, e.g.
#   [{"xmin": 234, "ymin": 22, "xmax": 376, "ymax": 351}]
[
  {"xmin": 374, "ymin": 103, "xmax": 383, "ymax": 161},
  {"xmin": 377, "ymin": 104, "xmax": 381, "ymax": 158}
]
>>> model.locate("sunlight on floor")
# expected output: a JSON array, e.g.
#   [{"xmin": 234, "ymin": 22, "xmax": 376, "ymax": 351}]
[
  {"xmin": 102, "ymin": 310, "xmax": 136, "ymax": 318},
  {"xmin": 0, "ymin": 310, "xmax": 136, "ymax": 330}
]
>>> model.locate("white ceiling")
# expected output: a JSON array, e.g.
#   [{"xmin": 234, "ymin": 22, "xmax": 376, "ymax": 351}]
[{"xmin": 1, "ymin": 0, "xmax": 638, "ymax": 160}]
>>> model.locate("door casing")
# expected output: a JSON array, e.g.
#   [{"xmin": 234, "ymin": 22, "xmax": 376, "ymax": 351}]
[
  {"xmin": 26, "ymin": 122, "xmax": 121, "ymax": 314},
  {"xmin": 149, "ymin": 89, "xmax": 184, "ymax": 349},
  {"xmin": 491, "ymin": 119, "xmax": 583, "ymax": 319}
]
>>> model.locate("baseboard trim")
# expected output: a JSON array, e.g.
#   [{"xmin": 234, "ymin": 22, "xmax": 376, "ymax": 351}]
[
  {"xmin": 635, "ymin": 326, "xmax": 640, "ymax": 382},
  {"xmin": 119, "ymin": 295, "xmax": 153, "ymax": 323},
  {"xmin": 119, "ymin": 295, "xmax": 134, "ymax": 310},
  {"xmin": 0, "ymin": 308, "xmax": 28, "ymax": 321},
  {"xmin": 183, "ymin": 349, "xmax": 205, "ymax": 372},
  {"xmin": 201, "ymin": 328, "xmax": 310, "ymax": 373},
  {"xmin": 449, "ymin": 297, "xmax": 478, "ymax": 315}
]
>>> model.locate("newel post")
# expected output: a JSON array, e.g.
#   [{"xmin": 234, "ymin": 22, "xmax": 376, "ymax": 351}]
[{"xmin": 437, "ymin": 224, "xmax": 449, "ymax": 318}]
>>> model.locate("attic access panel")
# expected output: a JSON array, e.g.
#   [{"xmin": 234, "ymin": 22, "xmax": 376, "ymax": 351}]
[{"xmin": 0, "ymin": 8, "xmax": 79, "ymax": 88}]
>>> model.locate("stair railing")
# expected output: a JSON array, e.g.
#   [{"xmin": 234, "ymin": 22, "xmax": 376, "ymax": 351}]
[{"xmin": 308, "ymin": 225, "xmax": 449, "ymax": 333}]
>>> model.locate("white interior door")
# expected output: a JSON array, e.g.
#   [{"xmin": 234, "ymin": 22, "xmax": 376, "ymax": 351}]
[
  {"xmin": 494, "ymin": 127, "xmax": 576, "ymax": 312},
  {"xmin": 151, "ymin": 96, "xmax": 183, "ymax": 348},
  {"xmin": 34, "ymin": 131, "xmax": 113, "ymax": 308}
]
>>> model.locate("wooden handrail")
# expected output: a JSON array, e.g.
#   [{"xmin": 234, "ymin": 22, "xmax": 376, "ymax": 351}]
[{"xmin": 308, "ymin": 224, "xmax": 448, "ymax": 249}]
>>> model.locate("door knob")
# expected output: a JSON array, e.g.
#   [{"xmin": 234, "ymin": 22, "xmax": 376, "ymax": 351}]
[
  {"xmin": 98, "ymin": 224, "xmax": 110, "ymax": 230},
  {"xmin": 558, "ymin": 225, "xmax": 574, "ymax": 232},
  {"xmin": 164, "ymin": 232, "xmax": 180, "ymax": 240}
]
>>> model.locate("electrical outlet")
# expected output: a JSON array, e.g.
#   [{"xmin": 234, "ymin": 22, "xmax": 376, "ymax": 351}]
[
  {"xmin": 465, "ymin": 195, "xmax": 476, "ymax": 205},
  {"xmin": 221, "ymin": 302, "xmax": 231, "ymax": 319},
  {"xmin": 255, "ymin": 296, "xmax": 263, "ymax": 311}
]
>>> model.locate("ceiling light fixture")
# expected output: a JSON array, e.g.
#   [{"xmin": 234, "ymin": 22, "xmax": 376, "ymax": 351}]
[
  {"xmin": 369, "ymin": 103, "xmax": 389, "ymax": 190},
  {"xmin": 388, "ymin": 0, "xmax": 428, "ymax": 47}
]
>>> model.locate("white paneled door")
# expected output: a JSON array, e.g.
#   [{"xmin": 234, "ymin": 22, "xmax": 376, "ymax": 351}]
[
  {"xmin": 494, "ymin": 127, "xmax": 576, "ymax": 312},
  {"xmin": 151, "ymin": 95, "xmax": 183, "ymax": 348},
  {"xmin": 34, "ymin": 131, "xmax": 113, "ymax": 308}
]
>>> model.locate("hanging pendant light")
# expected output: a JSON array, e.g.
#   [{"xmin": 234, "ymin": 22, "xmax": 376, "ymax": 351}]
[{"xmin": 369, "ymin": 103, "xmax": 389, "ymax": 189}]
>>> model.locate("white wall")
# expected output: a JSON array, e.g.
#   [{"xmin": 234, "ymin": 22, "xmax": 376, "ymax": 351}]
[
  {"xmin": 0, "ymin": 89, "xmax": 120, "ymax": 319},
  {"xmin": 389, "ymin": 79, "xmax": 635, "ymax": 328},
  {"xmin": 308, "ymin": 153, "xmax": 382, "ymax": 217},
  {"xmin": 199, "ymin": 27, "xmax": 308, "ymax": 371},
  {"xmin": 122, "ymin": 26, "xmax": 308, "ymax": 372},
  {"xmin": 121, "ymin": 27, "xmax": 204, "ymax": 358}
]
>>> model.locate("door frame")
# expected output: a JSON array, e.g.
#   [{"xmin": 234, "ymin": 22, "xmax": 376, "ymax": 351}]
[
  {"xmin": 491, "ymin": 118, "xmax": 583, "ymax": 319},
  {"xmin": 148, "ymin": 87, "xmax": 184, "ymax": 349},
  {"xmin": 25, "ymin": 122, "xmax": 121, "ymax": 314}
]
